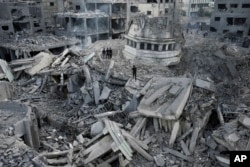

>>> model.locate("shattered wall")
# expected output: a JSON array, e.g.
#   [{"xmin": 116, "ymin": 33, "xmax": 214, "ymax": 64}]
[
  {"xmin": 210, "ymin": 0, "xmax": 250, "ymax": 37},
  {"xmin": 0, "ymin": 1, "xmax": 45, "ymax": 35},
  {"xmin": 182, "ymin": 0, "xmax": 211, "ymax": 17},
  {"xmin": 54, "ymin": 12, "xmax": 109, "ymax": 44}
]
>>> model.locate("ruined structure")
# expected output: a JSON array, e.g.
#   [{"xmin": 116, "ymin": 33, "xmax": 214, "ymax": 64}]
[
  {"xmin": 54, "ymin": 0, "xmax": 128, "ymax": 40},
  {"xmin": 0, "ymin": 34, "xmax": 80, "ymax": 62},
  {"xmin": 76, "ymin": 0, "xmax": 127, "ymax": 38},
  {"xmin": 135, "ymin": 0, "xmax": 175, "ymax": 17},
  {"xmin": 210, "ymin": 0, "xmax": 250, "ymax": 37},
  {"xmin": 54, "ymin": 11, "xmax": 109, "ymax": 44},
  {"xmin": 123, "ymin": 14, "xmax": 184, "ymax": 66},
  {"xmin": 0, "ymin": 1, "xmax": 45, "ymax": 35},
  {"xmin": 182, "ymin": 0, "xmax": 212, "ymax": 17},
  {"xmin": 39, "ymin": 0, "xmax": 74, "ymax": 27}
]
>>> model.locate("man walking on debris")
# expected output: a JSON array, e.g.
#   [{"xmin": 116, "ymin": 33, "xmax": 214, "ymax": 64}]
[
  {"xmin": 105, "ymin": 47, "xmax": 109, "ymax": 59},
  {"xmin": 102, "ymin": 48, "xmax": 105, "ymax": 59},
  {"xmin": 107, "ymin": 48, "xmax": 110, "ymax": 59},
  {"xmin": 110, "ymin": 47, "xmax": 112, "ymax": 59},
  {"xmin": 132, "ymin": 65, "xmax": 137, "ymax": 81}
]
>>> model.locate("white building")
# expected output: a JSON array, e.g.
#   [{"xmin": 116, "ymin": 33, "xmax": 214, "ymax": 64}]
[{"xmin": 181, "ymin": 0, "xmax": 212, "ymax": 17}]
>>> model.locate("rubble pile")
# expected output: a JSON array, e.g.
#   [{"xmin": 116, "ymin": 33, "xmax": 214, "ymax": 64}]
[
  {"xmin": 0, "ymin": 135, "xmax": 38, "ymax": 167},
  {"xmin": 0, "ymin": 31, "xmax": 250, "ymax": 167}
]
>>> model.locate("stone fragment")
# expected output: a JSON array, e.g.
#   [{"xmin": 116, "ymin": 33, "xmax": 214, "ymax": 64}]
[
  {"xmin": 225, "ymin": 133, "xmax": 240, "ymax": 143},
  {"xmin": 154, "ymin": 154, "xmax": 165, "ymax": 166},
  {"xmin": 93, "ymin": 81, "xmax": 100, "ymax": 105},
  {"xmin": 169, "ymin": 121, "xmax": 180, "ymax": 147},
  {"xmin": 76, "ymin": 134, "xmax": 85, "ymax": 144},
  {"xmin": 239, "ymin": 115, "xmax": 250, "ymax": 129},
  {"xmin": 206, "ymin": 136, "xmax": 217, "ymax": 149},
  {"xmin": 91, "ymin": 121, "xmax": 104, "ymax": 137}
]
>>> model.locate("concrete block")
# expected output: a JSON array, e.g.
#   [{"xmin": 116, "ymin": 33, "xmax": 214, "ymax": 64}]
[
  {"xmin": 169, "ymin": 121, "xmax": 180, "ymax": 147},
  {"xmin": 239, "ymin": 115, "xmax": 250, "ymax": 129},
  {"xmin": 93, "ymin": 81, "xmax": 100, "ymax": 105}
]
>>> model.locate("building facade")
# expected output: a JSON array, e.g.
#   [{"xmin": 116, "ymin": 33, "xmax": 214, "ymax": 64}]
[
  {"xmin": 0, "ymin": 1, "xmax": 45, "ymax": 35},
  {"xmin": 210, "ymin": 0, "xmax": 250, "ymax": 37},
  {"xmin": 182, "ymin": 0, "xmax": 212, "ymax": 17},
  {"xmin": 123, "ymin": 0, "xmax": 184, "ymax": 66}
]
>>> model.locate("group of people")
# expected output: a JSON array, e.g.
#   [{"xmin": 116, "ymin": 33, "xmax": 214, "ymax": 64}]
[{"xmin": 102, "ymin": 48, "xmax": 112, "ymax": 59}]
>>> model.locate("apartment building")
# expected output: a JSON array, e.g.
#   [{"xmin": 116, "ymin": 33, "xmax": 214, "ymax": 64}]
[
  {"xmin": 210, "ymin": 0, "xmax": 250, "ymax": 37},
  {"xmin": 182, "ymin": 0, "xmax": 211, "ymax": 17}
]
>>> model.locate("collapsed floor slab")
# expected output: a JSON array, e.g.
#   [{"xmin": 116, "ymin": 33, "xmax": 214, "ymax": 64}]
[{"xmin": 137, "ymin": 77, "xmax": 193, "ymax": 120}]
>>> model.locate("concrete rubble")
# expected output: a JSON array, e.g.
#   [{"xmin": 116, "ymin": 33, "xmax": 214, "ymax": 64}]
[{"xmin": 0, "ymin": 1, "xmax": 250, "ymax": 167}]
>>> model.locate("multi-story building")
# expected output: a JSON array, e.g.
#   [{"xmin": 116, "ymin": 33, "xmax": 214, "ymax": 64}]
[
  {"xmin": 135, "ymin": 0, "xmax": 178, "ymax": 17},
  {"xmin": 182, "ymin": 0, "xmax": 211, "ymax": 17},
  {"xmin": 38, "ymin": 0, "xmax": 73, "ymax": 27},
  {"xmin": 0, "ymin": 1, "xmax": 45, "ymax": 35},
  {"xmin": 210, "ymin": 0, "xmax": 250, "ymax": 37},
  {"xmin": 54, "ymin": 11, "xmax": 109, "ymax": 44}
]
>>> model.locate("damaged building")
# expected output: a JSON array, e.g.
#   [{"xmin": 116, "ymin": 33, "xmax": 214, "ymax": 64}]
[
  {"xmin": 210, "ymin": 0, "xmax": 250, "ymax": 39},
  {"xmin": 123, "ymin": 0, "xmax": 184, "ymax": 66},
  {"xmin": 54, "ymin": 11, "xmax": 109, "ymax": 44},
  {"xmin": 0, "ymin": 0, "xmax": 45, "ymax": 35},
  {"xmin": 54, "ymin": 0, "xmax": 128, "ymax": 40}
]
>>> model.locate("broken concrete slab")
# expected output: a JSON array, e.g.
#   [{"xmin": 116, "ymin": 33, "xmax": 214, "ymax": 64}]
[
  {"xmin": 238, "ymin": 115, "xmax": 250, "ymax": 129},
  {"xmin": 82, "ymin": 52, "xmax": 95, "ymax": 64},
  {"xmin": 104, "ymin": 119, "xmax": 133, "ymax": 161},
  {"xmin": 25, "ymin": 52, "xmax": 54, "ymax": 76},
  {"xmin": 81, "ymin": 87, "xmax": 93, "ymax": 105},
  {"xmin": 91, "ymin": 121, "xmax": 104, "ymax": 137},
  {"xmin": 169, "ymin": 121, "xmax": 180, "ymax": 147},
  {"xmin": 99, "ymin": 86, "xmax": 111, "ymax": 101},
  {"xmin": 206, "ymin": 136, "xmax": 217, "ymax": 150},
  {"xmin": 83, "ymin": 65, "xmax": 92, "ymax": 89},
  {"xmin": 224, "ymin": 133, "xmax": 240, "ymax": 143},
  {"xmin": 105, "ymin": 60, "xmax": 114, "ymax": 81},
  {"xmin": 130, "ymin": 117, "xmax": 147, "ymax": 137},
  {"xmin": 189, "ymin": 127, "xmax": 200, "ymax": 154},
  {"xmin": 123, "ymin": 94, "xmax": 139, "ymax": 112},
  {"xmin": 217, "ymin": 105, "xmax": 225, "ymax": 125},
  {"xmin": 0, "ymin": 59, "xmax": 14, "ymax": 82},
  {"xmin": 93, "ymin": 81, "xmax": 100, "ymax": 105},
  {"xmin": 215, "ymin": 156, "xmax": 230, "ymax": 165},
  {"xmin": 83, "ymin": 135, "xmax": 113, "ymax": 164},
  {"xmin": 180, "ymin": 140, "xmax": 191, "ymax": 156},
  {"xmin": 154, "ymin": 154, "xmax": 165, "ymax": 166},
  {"xmin": 137, "ymin": 77, "xmax": 193, "ymax": 120},
  {"xmin": 177, "ymin": 127, "xmax": 193, "ymax": 142},
  {"xmin": 0, "ymin": 81, "xmax": 13, "ymax": 101},
  {"xmin": 194, "ymin": 78, "xmax": 216, "ymax": 92},
  {"xmin": 52, "ymin": 48, "xmax": 70, "ymax": 67},
  {"xmin": 163, "ymin": 147, "xmax": 193, "ymax": 162}
]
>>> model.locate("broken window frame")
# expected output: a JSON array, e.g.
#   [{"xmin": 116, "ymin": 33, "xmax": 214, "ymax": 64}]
[
  {"xmin": 214, "ymin": 17, "xmax": 220, "ymax": 21},
  {"xmin": 218, "ymin": 4, "xmax": 227, "ymax": 11},
  {"xmin": 242, "ymin": 4, "xmax": 250, "ymax": 8},
  {"xmin": 230, "ymin": 4, "xmax": 238, "ymax": 8}
]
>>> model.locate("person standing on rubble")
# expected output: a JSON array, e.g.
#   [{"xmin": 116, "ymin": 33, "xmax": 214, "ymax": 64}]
[
  {"xmin": 132, "ymin": 65, "xmax": 137, "ymax": 81},
  {"xmin": 102, "ymin": 48, "xmax": 105, "ymax": 59},
  {"xmin": 105, "ymin": 48, "xmax": 109, "ymax": 59},
  {"xmin": 110, "ymin": 47, "xmax": 112, "ymax": 59},
  {"xmin": 107, "ymin": 48, "xmax": 110, "ymax": 59}
]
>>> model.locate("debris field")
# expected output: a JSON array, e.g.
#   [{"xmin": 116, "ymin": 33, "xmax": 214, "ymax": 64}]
[{"xmin": 0, "ymin": 31, "xmax": 250, "ymax": 167}]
